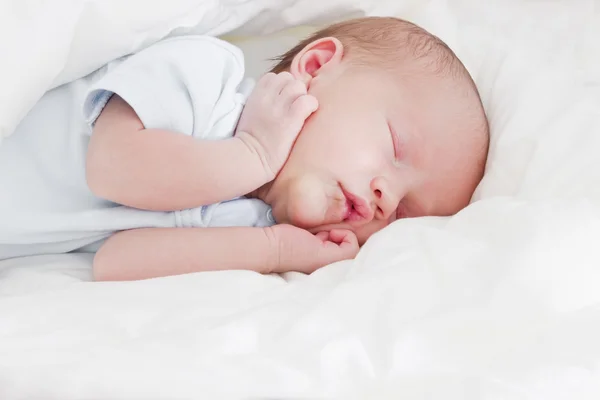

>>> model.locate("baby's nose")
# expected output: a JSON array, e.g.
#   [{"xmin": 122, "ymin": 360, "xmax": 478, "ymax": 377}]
[{"xmin": 370, "ymin": 177, "xmax": 398, "ymax": 220}]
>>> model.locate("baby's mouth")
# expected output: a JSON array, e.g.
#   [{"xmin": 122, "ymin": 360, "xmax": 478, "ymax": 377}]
[{"xmin": 341, "ymin": 188, "xmax": 372, "ymax": 223}]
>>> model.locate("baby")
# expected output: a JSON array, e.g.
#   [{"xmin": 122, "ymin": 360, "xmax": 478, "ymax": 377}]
[{"xmin": 0, "ymin": 17, "xmax": 489, "ymax": 280}]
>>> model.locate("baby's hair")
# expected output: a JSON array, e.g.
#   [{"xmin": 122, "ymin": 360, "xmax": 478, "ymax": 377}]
[
  {"xmin": 272, "ymin": 17, "xmax": 459, "ymax": 76},
  {"xmin": 271, "ymin": 16, "xmax": 490, "ymax": 174}
]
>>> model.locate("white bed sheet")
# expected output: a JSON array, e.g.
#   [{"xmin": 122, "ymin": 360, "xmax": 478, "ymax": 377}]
[{"xmin": 1, "ymin": 0, "xmax": 600, "ymax": 398}]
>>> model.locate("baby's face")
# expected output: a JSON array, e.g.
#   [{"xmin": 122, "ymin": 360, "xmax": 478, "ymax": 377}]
[{"xmin": 265, "ymin": 67, "xmax": 481, "ymax": 244}]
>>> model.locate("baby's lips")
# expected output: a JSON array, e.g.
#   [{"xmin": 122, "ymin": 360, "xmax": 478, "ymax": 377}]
[
  {"xmin": 341, "ymin": 197, "xmax": 352, "ymax": 221},
  {"xmin": 341, "ymin": 188, "xmax": 373, "ymax": 223}
]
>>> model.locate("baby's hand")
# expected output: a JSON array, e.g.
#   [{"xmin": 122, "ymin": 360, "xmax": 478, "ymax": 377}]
[
  {"xmin": 268, "ymin": 224, "xmax": 359, "ymax": 274},
  {"xmin": 235, "ymin": 72, "xmax": 318, "ymax": 179}
]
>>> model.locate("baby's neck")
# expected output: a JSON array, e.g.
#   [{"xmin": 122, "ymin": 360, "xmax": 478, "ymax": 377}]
[{"xmin": 246, "ymin": 181, "xmax": 273, "ymax": 204}]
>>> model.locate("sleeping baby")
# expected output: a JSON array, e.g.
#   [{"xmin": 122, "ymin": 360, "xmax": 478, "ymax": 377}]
[{"xmin": 0, "ymin": 17, "xmax": 489, "ymax": 280}]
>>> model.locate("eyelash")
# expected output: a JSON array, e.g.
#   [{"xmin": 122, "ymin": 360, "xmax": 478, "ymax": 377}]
[{"xmin": 388, "ymin": 123, "xmax": 402, "ymax": 160}]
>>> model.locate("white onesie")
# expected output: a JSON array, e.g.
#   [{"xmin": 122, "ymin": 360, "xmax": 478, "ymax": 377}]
[{"xmin": 0, "ymin": 36, "xmax": 275, "ymax": 261}]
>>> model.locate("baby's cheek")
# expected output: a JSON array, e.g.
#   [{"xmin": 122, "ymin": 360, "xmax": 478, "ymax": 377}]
[{"xmin": 287, "ymin": 176, "xmax": 329, "ymax": 228}]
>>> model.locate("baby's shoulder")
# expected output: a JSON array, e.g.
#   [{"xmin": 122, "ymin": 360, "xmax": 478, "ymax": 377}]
[{"xmin": 136, "ymin": 35, "xmax": 245, "ymax": 67}]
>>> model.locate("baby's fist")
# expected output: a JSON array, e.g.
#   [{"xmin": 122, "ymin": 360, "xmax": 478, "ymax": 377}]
[
  {"xmin": 235, "ymin": 72, "xmax": 318, "ymax": 179},
  {"xmin": 268, "ymin": 224, "xmax": 359, "ymax": 274}
]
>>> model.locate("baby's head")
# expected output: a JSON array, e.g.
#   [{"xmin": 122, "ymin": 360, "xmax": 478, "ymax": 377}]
[{"xmin": 258, "ymin": 17, "xmax": 489, "ymax": 244}]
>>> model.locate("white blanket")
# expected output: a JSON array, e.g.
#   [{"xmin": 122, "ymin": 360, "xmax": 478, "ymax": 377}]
[{"xmin": 1, "ymin": 0, "xmax": 599, "ymax": 398}]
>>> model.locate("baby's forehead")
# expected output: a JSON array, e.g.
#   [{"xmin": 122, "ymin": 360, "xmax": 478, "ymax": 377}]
[
  {"xmin": 369, "ymin": 68, "xmax": 485, "ymax": 157},
  {"xmin": 350, "ymin": 64, "xmax": 462, "ymax": 113}
]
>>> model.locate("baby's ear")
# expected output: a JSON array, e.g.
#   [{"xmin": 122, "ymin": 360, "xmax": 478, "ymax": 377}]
[{"xmin": 290, "ymin": 37, "xmax": 344, "ymax": 85}]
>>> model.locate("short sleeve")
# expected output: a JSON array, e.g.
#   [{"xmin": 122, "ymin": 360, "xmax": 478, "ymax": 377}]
[{"xmin": 82, "ymin": 36, "xmax": 246, "ymax": 138}]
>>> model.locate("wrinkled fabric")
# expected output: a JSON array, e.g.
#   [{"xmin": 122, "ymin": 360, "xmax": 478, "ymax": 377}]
[{"xmin": 0, "ymin": 0, "xmax": 599, "ymax": 398}]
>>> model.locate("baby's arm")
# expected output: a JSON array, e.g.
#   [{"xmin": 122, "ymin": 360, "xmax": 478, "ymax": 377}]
[
  {"xmin": 86, "ymin": 72, "xmax": 317, "ymax": 211},
  {"xmin": 87, "ymin": 95, "xmax": 268, "ymax": 211},
  {"xmin": 93, "ymin": 225, "xmax": 359, "ymax": 281}
]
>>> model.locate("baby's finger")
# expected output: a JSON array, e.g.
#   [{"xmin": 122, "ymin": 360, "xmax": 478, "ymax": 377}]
[
  {"xmin": 280, "ymin": 80, "xmax": 307, "ymax": 108},
  {"xmin": 267, "ymin": 71, "xmax": 295, "ymax": 94},
  {"xmin": 327, "ymin": 229, "xmax": 353, "ymax": 244},
  {"xmin": 289, "ymin": 94, "xmax": 319, "ymax": 120},
  {"xmin": 315, "ymin": 231, "xmax": 330, "ymax": 242},
  {"xmin": 328, "ymin": 229, "xmax": 359, "ymax": 256},
  {"xmin": 255, "ymin": 72, "xmax": 276, "ymax": 91},
  {"xmin": 318, "ymin": 242, "xmax": 357, "ymax": 266}
]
